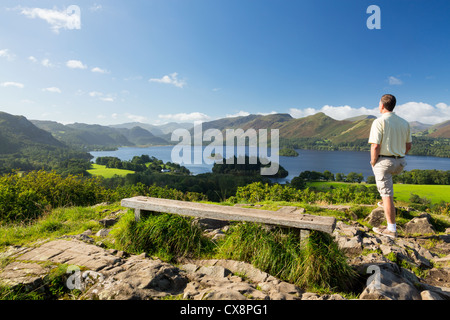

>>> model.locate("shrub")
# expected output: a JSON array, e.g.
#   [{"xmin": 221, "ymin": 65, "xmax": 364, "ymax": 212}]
[
  {"xmin": 0, "ymin": 171, "xmax": 106, "ymax": 222},
  {"xmin": 217, "ymin": 223, "xmax": 358, "ymax": 292},
  {"xmin": 111, "ymin": 211, "xmax": 215, "ymax": 262}
]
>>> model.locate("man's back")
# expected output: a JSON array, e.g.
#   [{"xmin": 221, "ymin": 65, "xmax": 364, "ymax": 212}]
[{"xmin": 369, "ymin": 112, "xmax": 412, "ymax": 157}]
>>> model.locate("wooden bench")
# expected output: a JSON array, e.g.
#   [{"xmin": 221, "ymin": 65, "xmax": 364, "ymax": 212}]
[{"xmin": 121, "ymin": 196, "xmax": 336, "ymax": 244}]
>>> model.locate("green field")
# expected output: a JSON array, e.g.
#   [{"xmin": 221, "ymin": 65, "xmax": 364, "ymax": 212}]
[
  {"xmin": 87, "ymin": 164, "xmax": 135, "ymax": 178},
  {"xmin": 307, "ymin": 181, "xmax": 450, "ymax": 204}
]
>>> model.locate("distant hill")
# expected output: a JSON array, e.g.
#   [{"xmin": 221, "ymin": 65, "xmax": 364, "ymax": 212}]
[
  {"xmin": 188, "ymin": 112, "xmax": 449, "ymax": 157},
  {"xmin": 0, "ymin": 112, "xmax": 91, "ymax": 173},
  {"xmin": 344, "ymin": 115, "xmax": 377, "ymax": 122},
  {"xmin": 427, "ymin": 120, "xmax": 450, "ymax": 138},
  {"xmin": 410, "ymin": 121, "xmax": 432, "ymax": 134},
  {"xmin": 0, "ymin": 112, "xmax": 64, "ymax": 154},
  {"xmin": 109, "ymin": 122, "xmax": 165, "ymax": 136},
  {"xmin": 32, "ymin": 121, "xmax": 169, "ymax": 150},
  {"xmin": 115, "ymin": 126, "xmax": 168, "ymax": 146}
]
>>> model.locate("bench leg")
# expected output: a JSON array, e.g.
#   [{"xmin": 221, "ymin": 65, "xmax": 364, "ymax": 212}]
[
  {"xmin": 134, "ymin": 209, "xmax": 141, "ymax": 222},
  {"xmin": 300, "ymin": 229, "xmax": 310, "ymax": 249},
  {"xmin": 134, "ymin": 209, "xmax": 157, "ymax": 222}
]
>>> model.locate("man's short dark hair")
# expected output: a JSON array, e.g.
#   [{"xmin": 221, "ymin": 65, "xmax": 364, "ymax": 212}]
[{"xmin": 381, "ymin": 94, "xmax": 397, "ymax": 111}]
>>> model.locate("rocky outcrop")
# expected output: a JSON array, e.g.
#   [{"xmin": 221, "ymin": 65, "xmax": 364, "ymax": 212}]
[{"xmin": 0, "ymin": 206, "xmax": 449, "ymax": 300}]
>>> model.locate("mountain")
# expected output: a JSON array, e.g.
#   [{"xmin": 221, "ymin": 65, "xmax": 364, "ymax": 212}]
[
  {"xmin": 426, "ymin": 120, "xmax": 450, "ymax": 138},
  {"xmin": 115, "ymin": 126, "xmax": 168, "ymax": 146},
  {"xmin": 344, "ymin": 115, "xmax": 377, "ymax": 122},
  {"xmin": 0, "ymin": 112, "xmax": 91, "ymax": 173},
  {"xmin": 109, "ymin": 122, "xmax": 165, "ymax": 136},
  {"xmin": 410, "ymin": 121, "xmax": 432, "ymax": 134},
  {"xmin": 157, "ymin": 122, "xmax": 194, "ymax": 135},
  {"xmin": 0, "ymin": 112, "xmax": 64, "ymax": 154},
  {"xmin": 32, "ymin": 121, "xmax": 170, "ymax": 150}
]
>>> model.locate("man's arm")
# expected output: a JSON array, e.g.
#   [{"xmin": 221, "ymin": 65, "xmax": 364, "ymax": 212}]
[
  {"xmin": 405, "ymin": 142, "xmax": 412, "ymax": 155},
  {"xmin": 370, "ymin": 143, "xmax": 381, "ymax": 167}
]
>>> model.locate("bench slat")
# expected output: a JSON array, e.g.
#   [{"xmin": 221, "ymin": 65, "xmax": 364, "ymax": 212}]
[{"xmin": 121, "ymin": 196, "xmax": 336, "ymax": 234}]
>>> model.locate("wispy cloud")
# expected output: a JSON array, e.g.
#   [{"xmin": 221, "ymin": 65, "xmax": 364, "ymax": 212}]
[
  {"xmin": 66, "ymin": 59, "xmax": 87, "ymax": 69},
  {"xmin": 90, "ymin": 4, "xmax": 103, "ymax": 12},
  {"xmin": 149, "ymin": 72, "xmax": 186, "ymax": 88},
  {"xmin": 226, "ymin": 111, "xmax": 250, "ymax": 118},
  {"xmin": 41, "ymin": 58, "xmax": 55, "ymax": 68},
  {"xmin": 388, "ymin": 76, "xmax": 403, "ymax": 85},
  {"xmin": 42, "ymin": 87, "xmax": 61, "ymax": 93},
  {"xmin": 91, "ymin": 67, "xmax": 109, "ymax": 74},
  {"xmin": 19, "ymin": 6, "xmax": 81, "ymax": 34},
  {"xmin": 89, "ymin": 91, "xmax": 115, "ymax": 102},
  {"xmin": 1, "ymin": 81, "xmax": 24, "ymax": 89},
  {"xmin": 111, "ymin": 113, "xmax": 148, "ymax": 123},
  {"xmin": 158, "ymin": 112, "xmax": 210, "ymax": 123},
  {"xmin": 0, "ymin": 49, "xmax": 15, "ymax": 61}
]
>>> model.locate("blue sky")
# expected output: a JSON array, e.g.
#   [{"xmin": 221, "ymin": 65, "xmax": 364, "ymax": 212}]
[{"xmin": 1, "ymin": 0, "xmax": 449, "ymax": 125}]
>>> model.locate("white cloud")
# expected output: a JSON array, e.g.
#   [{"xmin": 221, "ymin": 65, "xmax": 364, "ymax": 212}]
[
  {"xmin": 388, "ymin": 76, "xmax": 403, "ymax": 85},
  {"xmin": 90, "ymin": 4, "xmax": 103, "ymax": 12},
  {"xmin": 20, "ymin": 6, "xmax": 81, "ymax": 34},
  {"xmin": 91, "ymin": 67, "xmax": 109, "ymax": 74},
  {"xmin": 1, "ymin": 82, "xmax": 24, "ymax": 88},
  {"xmin": 0, "ymin": 49, "xmax": 15, "ymax": 61},
  {"xmin": 226, "ymin": 111, "xmax": 250, "ymax": 118},
  {"xmin": 41, "ymin": 58, "xmax": 55, "ymax": 68},
  {"xmin": 289, "ymin": 102, "xmax": 450, "ymax": 125},
  {"xmin": 158, "ymin": 112, "xmax": 210, "ymax": 123},
  {"xmin": 395, "ymin": 102, "xmax": 450, "ymax": 124},
  {"xmin": 89, "ymin": 91, "xmax": 103, "ymax": 97},
  {"xmin": 66, "ymin": 59, "xmax": 87, "ymax": 69},
  {"xmin": 28, "ymin": 56, "xmax": 38, "ymax": 63},
  {"xmin": 42, "ymin": 87, "xmax": 61, "ymax": 93},
  {"xmin": 125, "ymin": 113, "xmax": 148, "ymax": 123},
  {"xmin": 290, "ymin": 105, "xmax": 379, "ymax": 120},
  {"xmin": 100, "ymin": 97, "xmax": 115, "ymax": 102},
  {"xmin": 149, "ymin": 72, "xmax": 186, "ymax": 88},
  {"xmin": 89, "ymin": 91, "xmax": 115, "ymax": 102}
]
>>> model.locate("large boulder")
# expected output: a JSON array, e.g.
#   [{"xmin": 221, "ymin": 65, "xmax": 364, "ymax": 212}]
[
  {"xmin": 360, "ymin": 263, "xmax": 422, "ymax": 300},
  {"xmin": 365, "ymin": 207, "xmax": 385, "ymax": 227},
  {"xmin": 403, "ymin": 214, "xmax": 436, "ymax": 235}
]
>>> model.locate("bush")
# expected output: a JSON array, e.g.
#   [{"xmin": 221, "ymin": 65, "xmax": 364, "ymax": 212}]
[
  {"xmin": 0, "ymin": 171, "xmax": 106, "ymax": 222},
  {"xmin": 112, "ymin": 211, "xmax": 215, "ymax": 262},
  {"xmin": 217, "ymin": 223, "xmax": 358, "ymax": 292}
]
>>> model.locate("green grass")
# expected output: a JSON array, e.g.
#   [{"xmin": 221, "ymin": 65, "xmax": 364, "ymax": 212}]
[
  {"xmin": 307, "ymin": 181, "xmax": 450, "ymax": 204},
  {"xmin": 87, "ymin": 164, "xmax": 135, "ymax": 178},
  {"xmin": 390, "ymin": 184, "xmax": 450, "ymax": 204},
  {"xmin": 111, "ymin": 210, "xmax": 358, "ymax": 293},
  {"xmin": 0, "ymin": 204, "xmax": 117, "ymax": 249}
]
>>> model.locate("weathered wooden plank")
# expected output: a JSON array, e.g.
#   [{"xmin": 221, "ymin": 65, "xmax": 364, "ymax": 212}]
[{"xmin": 121, "ymin": 196, "xmax": 336, "ymax": 234}]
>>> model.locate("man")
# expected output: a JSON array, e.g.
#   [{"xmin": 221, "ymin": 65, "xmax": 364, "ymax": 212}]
[{"xmin": 368, "ymin": 94, "xmax": 412, "ymax": 239}]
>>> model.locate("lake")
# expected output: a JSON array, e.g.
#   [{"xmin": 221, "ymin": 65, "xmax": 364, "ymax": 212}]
[{"xmin": 90, "ymin": 146, "xmax": 450, "ymax": 183}]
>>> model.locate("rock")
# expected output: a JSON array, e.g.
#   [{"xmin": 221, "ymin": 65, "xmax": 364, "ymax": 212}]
[
  {"xmin": 16, "ymin": 239, "xmax": 122, "ymax": 272},
  {"xmin": 0, "ymin": 262, "xmax": 49, "ymax": 292},
  {"xmin": 420, "ymin": 290, "xmax": 445, "ymax": 300},
  {"xmin": 96, "ymin": 229, "xmax": 110, "ymax": 237},
  {"xmin": 365, "ymin": 207, "xmax": 385, "ymax": 227},
  {"xmin": 359, "ymin": 263, "xmax": 421, "ymax": 300},
  {"xmin": 403, "ymin": 214, "xmax": 436, "ymax": 235},
  {"xmin": 193, "ymin": 218, "xmax": 229, "ymax": 230},
  {"xmin": 337, "ymin": 236, "xmax": 363, "ymax": 255},
  {"xmin": 196, "ymin": 266, "xmax": 231, "ymax": 279},
  {"xmin": 99, "ymin": 218, "xmax": 118, "ymax": 228}
]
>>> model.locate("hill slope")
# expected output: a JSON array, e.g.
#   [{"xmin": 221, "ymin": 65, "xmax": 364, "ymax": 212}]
[
  {"xmin": 0, "ymin": 112, "xmax": 91, "ymax": 173},
  {"xmin": 0, "ymin": 112, "xmax": 64, "ymax": 154},
  {"xmin": 32, "ymin": 121, "xmax": 169, "ymax": 150}
]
